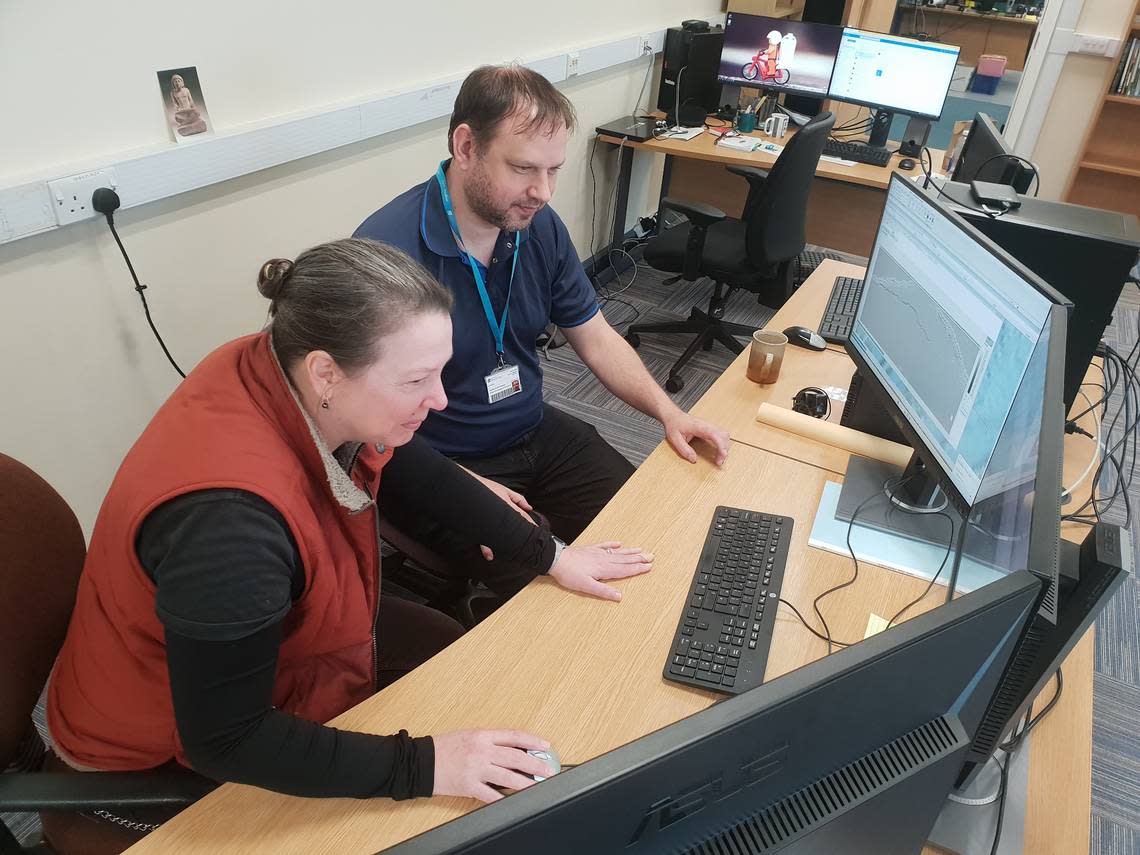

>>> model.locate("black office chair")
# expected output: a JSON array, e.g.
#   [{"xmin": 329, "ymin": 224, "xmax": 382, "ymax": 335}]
[{"xmin": 626, "ymin": 111, "xmax": 835, "ymax": 392}]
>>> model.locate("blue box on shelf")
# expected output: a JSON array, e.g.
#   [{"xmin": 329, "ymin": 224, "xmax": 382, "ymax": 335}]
[{"xmin": 968, "ymin": 71, "xmax": 1002, "ymax": 95}]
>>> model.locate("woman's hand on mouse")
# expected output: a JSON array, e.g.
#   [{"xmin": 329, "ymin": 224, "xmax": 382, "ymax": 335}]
[
  {"xmin": 432, "ymin": 729, "xmax": 555, "ymax": 802},
  {"xmin": 548, "ymin": 541, "xmax": 653, "ymax": 601}
]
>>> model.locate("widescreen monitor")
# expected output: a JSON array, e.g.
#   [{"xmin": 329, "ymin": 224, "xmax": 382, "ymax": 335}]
[
  {"xmin": 718, "ymin": 11, "xmax": 843, "ymax": 97},
  {"xmin": 847, "ymin": 174, "xmax": 1064, "ymax": 511},
  {"xmin": 382, "ymin": 571, "xmax": 1043, "ymax": 854},
  {"xmin": 829, "ymin": 28, "xmax": 960, "ymax": 120}
]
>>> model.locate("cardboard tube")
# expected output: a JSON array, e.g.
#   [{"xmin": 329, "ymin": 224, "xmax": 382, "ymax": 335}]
[{"xmin": 756, "ymin": 403, "xmax": 912, "ymax": 469}]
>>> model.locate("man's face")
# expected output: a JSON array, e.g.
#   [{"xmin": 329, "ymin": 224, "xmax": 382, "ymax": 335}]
[{"xmin": 463, "ymin": 118, "xmax": 569, "ymax": 232}]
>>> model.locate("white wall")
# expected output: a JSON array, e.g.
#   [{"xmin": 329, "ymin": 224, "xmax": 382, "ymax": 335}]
[
  {"xmin": 0, "ymin": 1, "xmax": 722, "ymax": 535},
  {"xmin": 1029, "ymin": 0, "xmax": 1135, "ymax": 198}
]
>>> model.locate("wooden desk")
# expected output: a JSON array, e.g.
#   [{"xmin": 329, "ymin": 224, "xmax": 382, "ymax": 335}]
[
  {"xmin": 597, "ymin": 126, "xmax": 943, "ymax": 256},
  {"xmin": 126, "ymin": 267, "xmax": 1095, "ymax": 855},
  {"xmin": 899, "ymin": 7, "xmax": 1037, "ymax": 71}
]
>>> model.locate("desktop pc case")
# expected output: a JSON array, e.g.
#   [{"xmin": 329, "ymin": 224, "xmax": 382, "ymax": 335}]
[
  {"xmin": 931, "ymin": 180, "xmax": 1140, "ymax": 411},
  {"xmin": 658, "ymin": 25, "xmax": 724, "ymax": 126}
]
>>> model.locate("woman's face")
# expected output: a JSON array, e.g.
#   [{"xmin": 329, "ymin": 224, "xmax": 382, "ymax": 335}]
[
  {"xmin": 326, "ymin": 311, "xmax": 452, "ymax": 449},
  {"xmin": 172, "ymin": 75, "xmax": 184, "ymax": 89}
]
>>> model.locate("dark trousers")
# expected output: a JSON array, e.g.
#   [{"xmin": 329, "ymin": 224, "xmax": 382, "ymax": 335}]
[
  {"xmin": 382, "ymin": 405, "xmax": 635, "ymax": 599},
  {"xmin": 454, "ymin": 404, "xmax": 635, "ymax": 542}
]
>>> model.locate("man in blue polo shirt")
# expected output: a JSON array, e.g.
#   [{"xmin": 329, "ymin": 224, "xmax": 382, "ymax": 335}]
[{"xmin": 355, "ymin": 64, "xmax": 729, "ymax": 552}]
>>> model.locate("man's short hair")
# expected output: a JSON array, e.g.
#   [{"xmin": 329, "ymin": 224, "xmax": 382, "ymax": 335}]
[{"xmin": 447, "ymin": 64, "xmax": 577, "ymax": 155}]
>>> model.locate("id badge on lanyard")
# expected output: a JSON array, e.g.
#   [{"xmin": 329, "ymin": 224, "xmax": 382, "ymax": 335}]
[{"xmin": 435, "ymin": 163, "xmax": 523, "ymax": 405}]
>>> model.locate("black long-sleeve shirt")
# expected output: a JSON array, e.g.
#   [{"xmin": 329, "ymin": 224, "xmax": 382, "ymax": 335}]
[{"xmin": 140, "ymin": 435, "xmax": 554, "ymax": 799}]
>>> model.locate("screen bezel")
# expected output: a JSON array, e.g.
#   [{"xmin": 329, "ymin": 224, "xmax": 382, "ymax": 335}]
[
  {"xmin": 844, "ymin": 174, "xmax": 1067, "ymax": 513},
  {"xmin": 827, "ymin": 28, "xmax": 961, "ymax": 120}
]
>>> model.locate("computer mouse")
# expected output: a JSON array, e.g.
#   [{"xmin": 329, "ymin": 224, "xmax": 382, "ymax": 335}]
[
  {"xmin": 525, "ymin": 748, "xmax": 561, "ymax": 782},
  {"xmin": 899, "ymin": 158, "xmax": 916, "ymax": 171},
  {"xmin": 782, "ymin": 325, "xmax": 827, "ymax": 351}
]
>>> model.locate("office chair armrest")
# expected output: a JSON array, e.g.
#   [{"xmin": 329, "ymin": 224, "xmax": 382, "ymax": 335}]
[
  {"xmin": 726, "ymin": 164, "xmax": 770, "ymax": 184},
  {"xmin": 0, "ymin": 770, "xmax": 214, "ymax": 812},
  {"xmin": 660, "ymin": 197, "xmax": 726, "ymax": 228}
]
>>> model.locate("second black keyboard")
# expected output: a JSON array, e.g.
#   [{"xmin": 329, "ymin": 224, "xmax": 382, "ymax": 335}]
[
  {"xmin": 663, "ymin": 506, "xmax": 793, "ymax": 695},
  {"xmin": 819, "ymin": 275, "xmax": 865, "ymax": 344},
  {"xmin": 822, "ymin": 139, "xmax": 893, "ymax": 167}
]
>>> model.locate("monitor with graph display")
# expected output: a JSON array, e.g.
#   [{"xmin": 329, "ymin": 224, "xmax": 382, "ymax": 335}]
[{"xmin": 847, "ymin": 175, "xmax": 1058, "ymax": 508}]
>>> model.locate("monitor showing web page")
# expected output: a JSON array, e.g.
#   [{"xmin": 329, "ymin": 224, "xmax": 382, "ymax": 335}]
[
  {"xmin": 829, "ymin": 29, "xmax": 960, "ymax": 119},
  {"xmin": 849, "ymin": 177, "xmax": 1053, "ymax": 506}
]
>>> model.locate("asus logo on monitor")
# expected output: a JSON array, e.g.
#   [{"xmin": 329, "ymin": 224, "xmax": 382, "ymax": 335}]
[{"xmin": 628, "ymin": 742, "xmax": 789, "ymax": 845}]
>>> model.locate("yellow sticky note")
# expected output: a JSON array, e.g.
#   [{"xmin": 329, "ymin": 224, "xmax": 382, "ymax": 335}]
[{"xmin": 864, "ymin": 613, "xmax": 889, "ymax": 639}]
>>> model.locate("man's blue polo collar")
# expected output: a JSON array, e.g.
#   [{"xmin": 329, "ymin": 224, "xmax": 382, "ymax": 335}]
[{"xmin": 420, "ymin": 159, "xmax": 531, "ymax": 260}]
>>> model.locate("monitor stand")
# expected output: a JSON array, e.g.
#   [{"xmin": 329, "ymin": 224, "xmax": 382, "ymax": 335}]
[
  {"xmin": 835, "ymin": 457, "xmax": 962, "ymax": 548},
  {"xmin": 868, "ymin": 109, "xmax": 893, "ymax": 148}
]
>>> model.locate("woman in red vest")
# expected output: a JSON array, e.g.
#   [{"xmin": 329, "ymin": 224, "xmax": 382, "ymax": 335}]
[{"xmin": 45, "ymin": 238, "xmax": 652, "ymax": 847}]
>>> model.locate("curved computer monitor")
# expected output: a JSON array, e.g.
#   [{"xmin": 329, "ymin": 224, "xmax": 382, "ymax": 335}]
[
  {"xmin": 382, "ymin": 571, "xmax": 1043, "ymax": 855},
  {"xmin": 828, "ymin": 28, "xmax": 960, "ymax": 120},
  {"xmin": 951, "ymin": 113, "xmax": 1035, "ymax": 194},
  {"xmin": 845, "ymin": 173, "xmax": 1067, "ymax": 514},
  {"xmin": 718, "ymin": 11, "xmax": 844, "ymax": 97}
]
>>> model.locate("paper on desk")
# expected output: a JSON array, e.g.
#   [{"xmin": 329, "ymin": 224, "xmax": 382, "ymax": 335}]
[
  {"xmin": 661, "ymin": 126, "xmax": 702, "ymax": 141},
  {"xmin": 716, "ymin": 135, "xmax": 762, "ymax": 152},
  {"xmin": 809, "ymin": 481, "xmax": 1004, "ymax": 594},
  {"xmin": 864, "ymin": 613, "xmax": 889, "ymax": 638},
  {"xmin": 820, "ymin": 154, "xmax": 857, "ymax": 167}
]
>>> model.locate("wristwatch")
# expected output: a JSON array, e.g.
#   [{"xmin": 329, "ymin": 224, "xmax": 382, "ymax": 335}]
[{"xmin": 547, "ymin": 535, "xmax": 566, "ymax": 574}]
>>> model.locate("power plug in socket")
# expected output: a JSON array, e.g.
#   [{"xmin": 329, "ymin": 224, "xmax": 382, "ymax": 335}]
[{"xmin": 48, "ymin": 168, "xmax": 118, "ymax": 226}]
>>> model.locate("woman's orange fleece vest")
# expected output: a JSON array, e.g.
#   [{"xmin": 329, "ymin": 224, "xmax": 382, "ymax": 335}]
[{"xmin": 48, "ymin": 332, "xmax": 392, "ymax": 770}]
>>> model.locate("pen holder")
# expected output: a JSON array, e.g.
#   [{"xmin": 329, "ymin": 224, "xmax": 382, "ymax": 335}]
[{"xmin": 735, "ymin": 112, "xmax": 758, "ymax": 134}]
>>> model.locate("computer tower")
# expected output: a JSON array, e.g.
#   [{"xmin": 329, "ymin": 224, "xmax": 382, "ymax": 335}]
[
  {"xmin": 658, "ymin": 25, "xmax": 724, "ymax": 125},
  {"xmin": 841, "ymin": 370, "xmax": 907, "ymax": 444},
  {"xmin": 932, "ymin": 181, "xmax": 1140, "ymax": 411}
]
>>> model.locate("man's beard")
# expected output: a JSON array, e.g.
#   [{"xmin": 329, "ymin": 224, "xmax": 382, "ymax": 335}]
[{"xmin": 465, "ymin": 161, "xmax": 540, "ymax": 232}]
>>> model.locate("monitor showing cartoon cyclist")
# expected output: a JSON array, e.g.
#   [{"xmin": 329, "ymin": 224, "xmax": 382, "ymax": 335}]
[{"xmin": 718, "ymin": 12, "xmax": 844, "ymax": 96}]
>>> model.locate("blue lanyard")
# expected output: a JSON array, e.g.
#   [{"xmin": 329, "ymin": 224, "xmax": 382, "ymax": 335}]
[{"xmin": 434, "ymin": 163, "xmax": 519, "ymax": 362}]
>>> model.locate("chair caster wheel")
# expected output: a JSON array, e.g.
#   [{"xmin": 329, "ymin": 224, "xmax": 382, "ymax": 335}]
[
  {"xmin": 625, "ymin": 333, "xmax": 641, "ymax": 349},
  {"xmin": 666, "ymin": 375, "xmax": 684, "ymax": 393}
]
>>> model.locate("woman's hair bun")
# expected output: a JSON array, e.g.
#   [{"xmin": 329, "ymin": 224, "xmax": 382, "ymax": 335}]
[{"xmin": 257, "ymin": 258, "xmax": 295, "ymax": 300}]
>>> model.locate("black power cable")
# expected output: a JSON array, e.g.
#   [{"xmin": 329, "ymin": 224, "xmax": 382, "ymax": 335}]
[{"xmin": 92, "ymin": 188, "xmax": 186, "ymax": 379}]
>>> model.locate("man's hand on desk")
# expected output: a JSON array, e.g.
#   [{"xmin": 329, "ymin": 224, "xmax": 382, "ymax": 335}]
[
  {"xmin": 549, "ymin": 542, "xmax": 653, "ymax": 601},
  {"xmin": 432, "ymin": 729, "xmax": 554, "ymax": 803},
  {"xmin": 662, "ymin": 410, "xmax": 731, "ymax": 466}
]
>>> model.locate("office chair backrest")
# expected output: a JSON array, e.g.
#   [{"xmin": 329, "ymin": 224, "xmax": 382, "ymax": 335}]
[
  {"xmin": 744, "ymin": 111, "xmax": 835, "ymax": 267},
  {"xmin": 0, "ymin": 454, "xmax": 85, "ymax": 769}
]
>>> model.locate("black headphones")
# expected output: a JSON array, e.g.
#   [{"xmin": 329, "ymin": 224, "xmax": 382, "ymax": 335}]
[{"xmin": 792, "ymin": 387, "xmax": 831, "ymax": 419}]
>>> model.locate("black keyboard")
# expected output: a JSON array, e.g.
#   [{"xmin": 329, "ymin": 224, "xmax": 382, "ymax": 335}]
[
  {"xmin": 663, "ymin": 506, "xmax": 792, "ymax": 695},
  {"xmin": 819, "ymin": 275, "xmax": 864, "ymax": 344},
  {"xmin": 822, "ymin": 139, "xmax": 893, "ymax": 167}
]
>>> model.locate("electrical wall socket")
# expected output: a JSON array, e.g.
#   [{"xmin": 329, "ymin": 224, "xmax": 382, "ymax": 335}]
[
  {"xmin": 1072, "ymin": 33, "xmax": 1117, "ymax": 56},
  {"xmin": 638, "ymin": 35, "xmax": 654, "ymax": 55},
  {"xmin": 47, "ymin": 168, "xmax": 117, "ymax": 226},
  {"xmin": 566, "ymin": 52, "xmax": 580, "ymax": 76}
]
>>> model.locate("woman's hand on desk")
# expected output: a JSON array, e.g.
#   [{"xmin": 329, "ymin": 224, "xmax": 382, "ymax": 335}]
[
  {"xmin": 662, "ymin": 411, "xmax": 731, "ymax": 466},
  {"xmin": 432, "ymin": 729, "xmax": 553, "ymax": 802},
  {"xmin": 549, "ymin": 542, "xmax": 653, "ymax": 601}
]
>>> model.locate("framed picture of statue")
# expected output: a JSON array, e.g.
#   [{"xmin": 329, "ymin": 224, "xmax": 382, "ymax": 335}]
[{"xmin": 156, "ymin": 66, "xmax": 212, "ymax": 143}]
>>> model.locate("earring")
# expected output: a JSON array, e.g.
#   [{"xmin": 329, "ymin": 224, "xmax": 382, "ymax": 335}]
[{"xmin": 320, "ymin": 396, "xmax": 330, "ymax": 410}]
